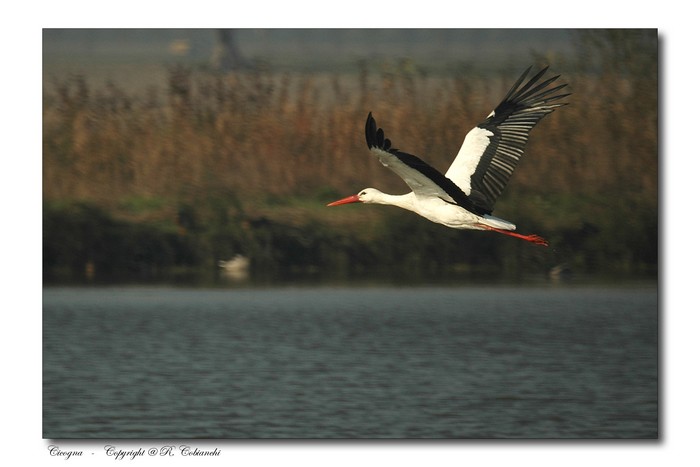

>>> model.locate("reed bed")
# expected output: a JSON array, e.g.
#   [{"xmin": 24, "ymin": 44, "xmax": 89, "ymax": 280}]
[{"xmin": 43, "ymin": 63, "xmax": 656, "ymax": 206}]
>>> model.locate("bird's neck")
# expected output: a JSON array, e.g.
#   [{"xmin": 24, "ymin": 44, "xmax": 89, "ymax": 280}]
[{"xmin": 371, "ymin": 192, "xmax": 416, "ymax": 211}]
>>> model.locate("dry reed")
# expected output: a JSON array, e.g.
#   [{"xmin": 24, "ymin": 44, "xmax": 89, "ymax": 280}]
[{"xmin": 43, "ymin": 56, "xmax": 657, "ymax": 234}]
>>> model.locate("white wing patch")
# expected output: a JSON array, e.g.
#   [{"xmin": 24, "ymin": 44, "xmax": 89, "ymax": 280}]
[{"xmin": 444, "ymin": 126, "xmax": 494, "ymax": 195}]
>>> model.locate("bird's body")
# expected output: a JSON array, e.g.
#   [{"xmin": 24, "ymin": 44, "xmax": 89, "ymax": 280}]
[
  {"xmin": 327, "ymin": 66, "xmax": 569, "ymax": 246},
  {"xmin": 348, "ymin": 189, "xmax": 515, "ymax": 231}
]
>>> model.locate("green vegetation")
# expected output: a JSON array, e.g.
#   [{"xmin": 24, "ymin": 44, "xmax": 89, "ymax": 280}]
[{"xmin": 43, "ymin": 30, "xmax": 657, "ymax": 284}]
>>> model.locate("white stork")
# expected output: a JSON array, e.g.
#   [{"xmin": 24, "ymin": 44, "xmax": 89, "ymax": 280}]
[{"xmin": 327, "ymin": 66, "xmax": 569, "ymax": 246}]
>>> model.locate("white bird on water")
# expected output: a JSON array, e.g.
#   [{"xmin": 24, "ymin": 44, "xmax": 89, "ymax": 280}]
[{"xmin": 327, "ymin": 66, "xmax": 569, "ymax": 246}]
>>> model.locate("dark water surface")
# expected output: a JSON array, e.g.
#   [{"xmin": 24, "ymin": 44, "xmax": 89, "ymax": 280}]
[{"xmin": 43, "ymin": 285, "xmax": 657, "ymax": 438}]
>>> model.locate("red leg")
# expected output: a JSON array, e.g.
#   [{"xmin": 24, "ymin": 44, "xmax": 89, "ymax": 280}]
[{"xmin": 477, "ymin": 225, "xmax": 549, "ymax": 246}]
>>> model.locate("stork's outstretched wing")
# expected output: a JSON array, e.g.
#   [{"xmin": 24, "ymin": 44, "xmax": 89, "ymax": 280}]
[
  {"xmin": 365, "ymin": 113, "xmax": 488, "ymax": 215},
  {"xmin": 444, "ymin": 66, "xmax": 569, "ymax": 213}
]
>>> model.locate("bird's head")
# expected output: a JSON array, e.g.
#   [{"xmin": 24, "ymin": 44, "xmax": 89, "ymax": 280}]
[{"xmin": 327, "ymin": 188, "xmax": 381, "ymax": 206}]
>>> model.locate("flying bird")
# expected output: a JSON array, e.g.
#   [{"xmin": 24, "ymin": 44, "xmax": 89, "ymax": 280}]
[{"xmin": 327, "ymin": 66, "xmax": 569, "ymax": 246}]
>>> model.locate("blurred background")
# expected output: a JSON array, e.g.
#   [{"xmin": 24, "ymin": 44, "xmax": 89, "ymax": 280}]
[{"xmin": 42, "ymin": 29, "xmax": 658, "ymax": 286}]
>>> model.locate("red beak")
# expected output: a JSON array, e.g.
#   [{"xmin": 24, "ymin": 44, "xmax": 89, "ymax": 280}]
[{"xmin": 327, "ymin": 194, "xmax": 361, "ymax": 207}]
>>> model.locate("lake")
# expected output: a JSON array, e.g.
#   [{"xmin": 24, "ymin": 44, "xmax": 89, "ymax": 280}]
[{"xmin": 43, "ymin": 285, "xmax": 657, "ymax": 438}]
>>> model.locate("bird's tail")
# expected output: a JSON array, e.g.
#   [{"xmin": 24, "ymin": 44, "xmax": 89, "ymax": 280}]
[{"xmin": 479, "ymin": 214, "xmax": 516, "ymax": 231}]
